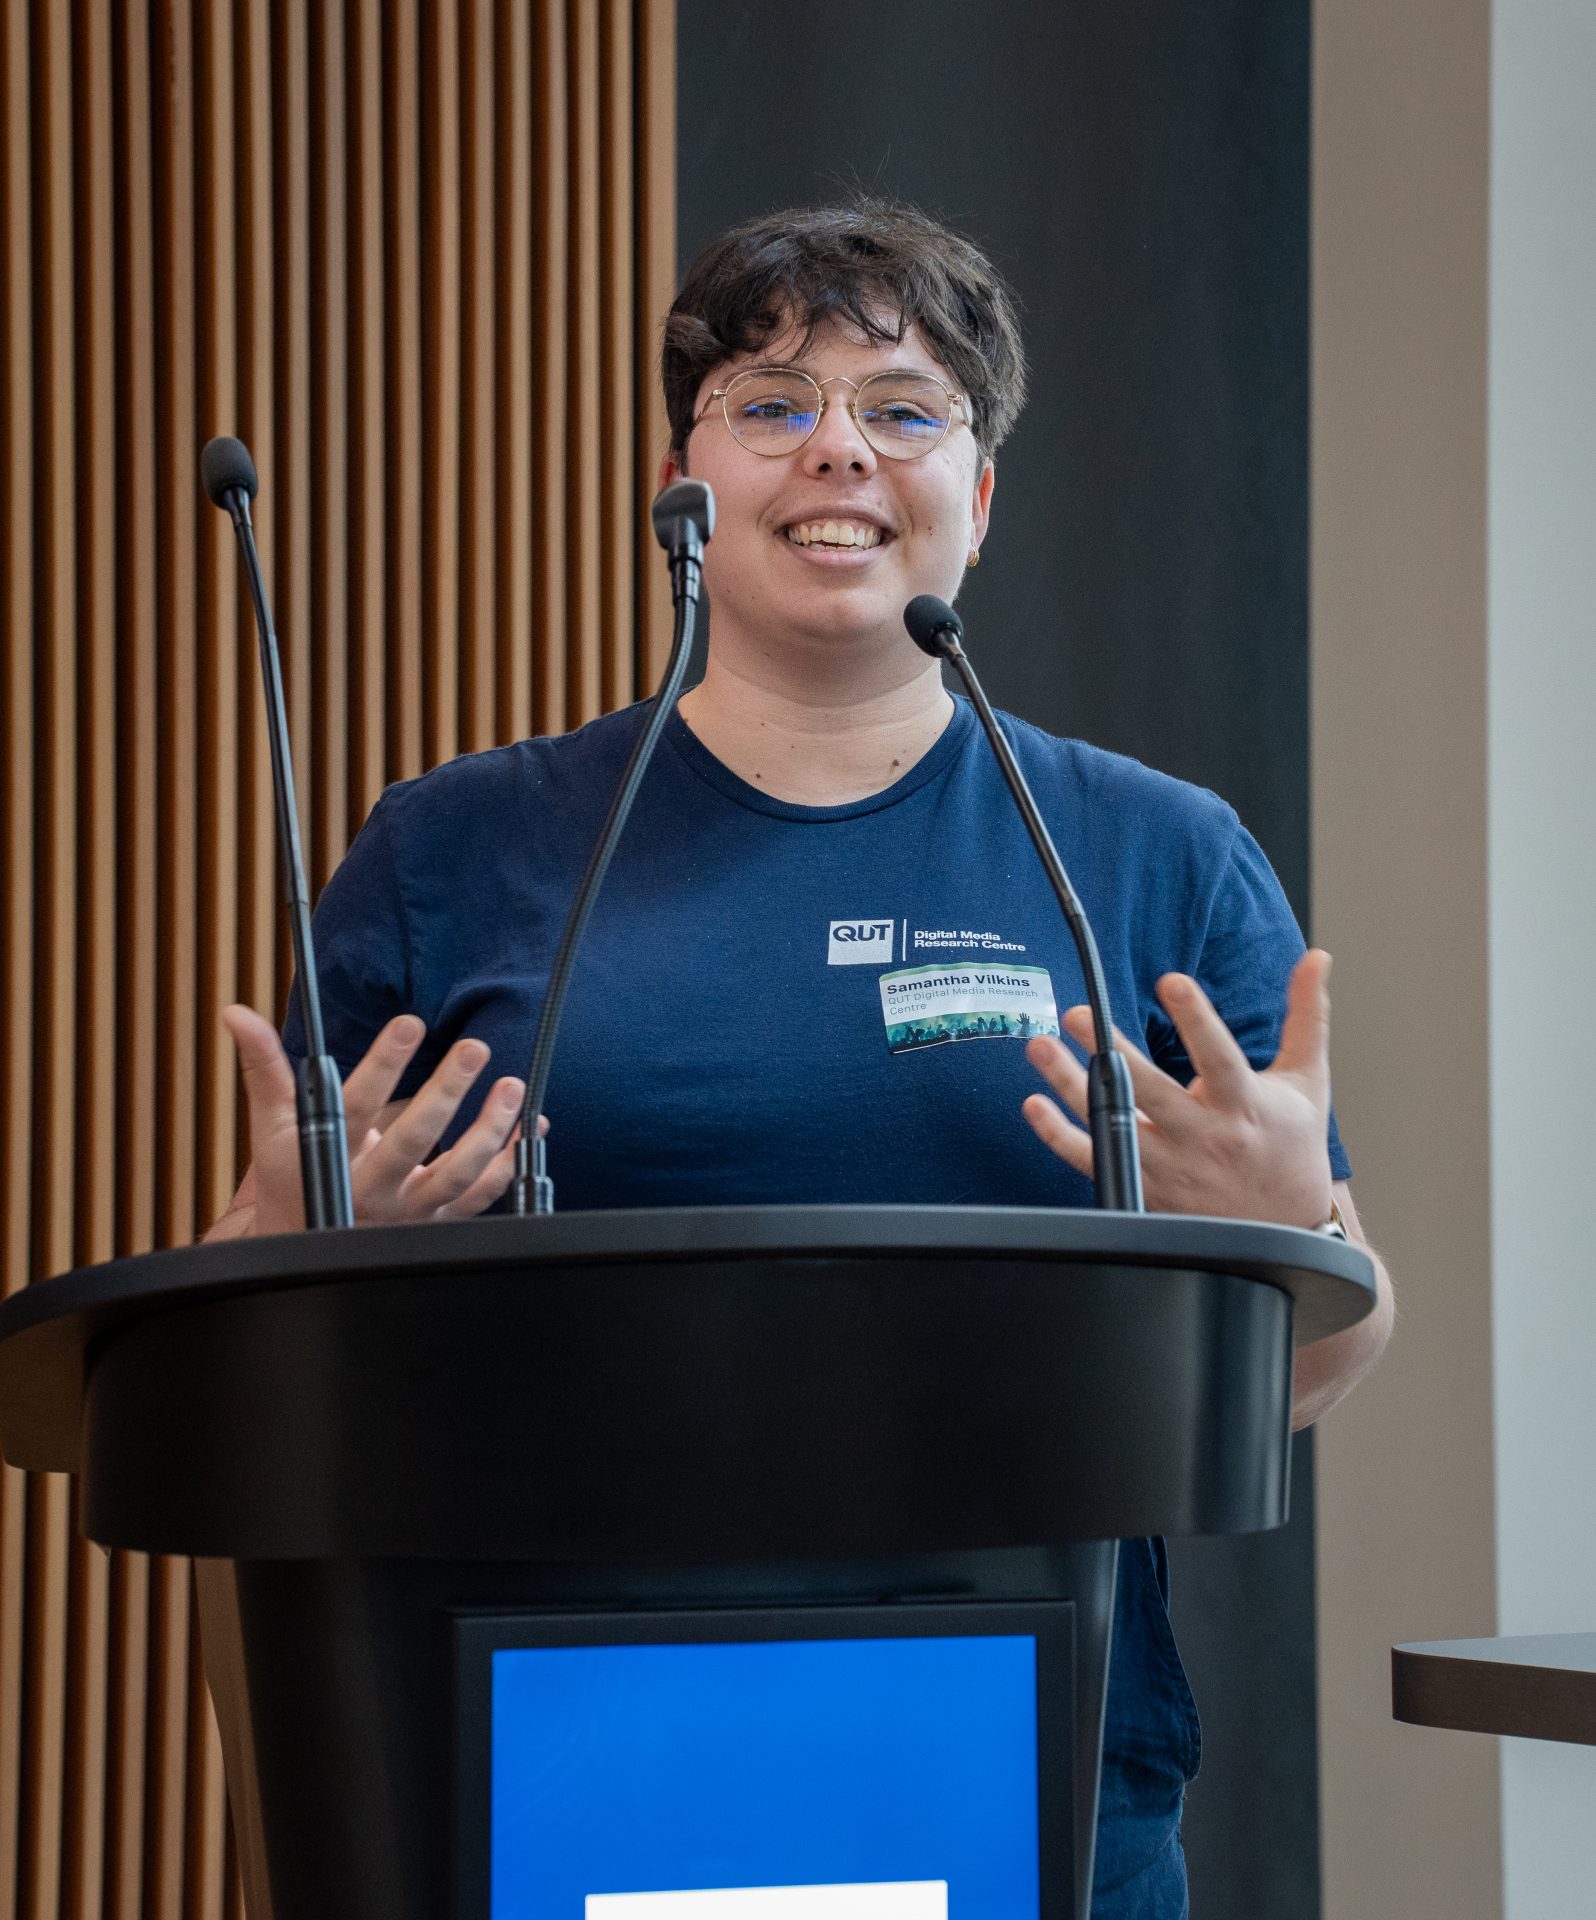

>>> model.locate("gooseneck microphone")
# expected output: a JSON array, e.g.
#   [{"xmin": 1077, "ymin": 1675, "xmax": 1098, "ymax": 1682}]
[
  {"xmin": 511, "ymin": 478, "xmax": 716, "ymax": 1215},
  {"xmin": 903, "ymin": 594, "xmax": 1144, "ymax": 1212},
  {"xmin": 201, "ymin": 434, "xmax": 356, "ymax": 1229}
]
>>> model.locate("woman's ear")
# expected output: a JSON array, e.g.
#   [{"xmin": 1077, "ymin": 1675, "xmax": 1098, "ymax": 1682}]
[
  {"xmin": 970, "ymin": 456, "xmax": 996, "ymax": 551},
  {"xmin": 658, "ymin": 447, "xmax": 686, "ymax": 489}
]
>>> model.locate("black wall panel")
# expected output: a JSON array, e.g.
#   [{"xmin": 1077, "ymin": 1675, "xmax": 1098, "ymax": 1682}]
[{"xmin": 677, "ymin": 4, "xmax": 1319, "ymax": 1914}]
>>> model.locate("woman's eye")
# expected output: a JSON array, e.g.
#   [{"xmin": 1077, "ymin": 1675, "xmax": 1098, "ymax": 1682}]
[{"xmin": 741, "ymin": 398, "xmax": 802, "ymax": 420}]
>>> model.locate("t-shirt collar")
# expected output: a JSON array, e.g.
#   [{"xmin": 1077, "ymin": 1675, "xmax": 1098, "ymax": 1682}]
[{"xmin": 663, "ymin": 696, "xmax": 976, "ymax": 821}]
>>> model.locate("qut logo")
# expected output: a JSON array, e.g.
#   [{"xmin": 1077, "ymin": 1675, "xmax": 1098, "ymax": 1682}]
[{"xmin": 828, "ymin": 918, "xmax": 894, "ymax": 965}]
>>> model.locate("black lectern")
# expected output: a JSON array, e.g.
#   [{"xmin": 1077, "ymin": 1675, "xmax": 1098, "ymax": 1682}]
[{"xmin": 0, "ymin": 1206, "xmax": 1374, "ymax": 1920}]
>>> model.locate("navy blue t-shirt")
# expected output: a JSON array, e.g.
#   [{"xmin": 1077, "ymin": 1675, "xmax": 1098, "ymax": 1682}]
[{"xmin": 287, "ymin": 696, "xmax": 1351, "ymax": 1916}]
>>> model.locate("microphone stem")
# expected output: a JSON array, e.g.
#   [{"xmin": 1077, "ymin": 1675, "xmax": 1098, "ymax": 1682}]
[
  {"xmin": 942, "ymin": 640, "xmax": 1145, "ymax": 1213},
  {"xmin": 512, "ymin": 565, "xmax": 703, "ymax": 1215},
  {"xmin": 227, "ymin": 495, "xmax": 355, "ymax": 1229}
]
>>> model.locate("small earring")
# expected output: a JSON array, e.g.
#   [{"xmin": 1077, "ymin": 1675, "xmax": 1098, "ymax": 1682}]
[{"xmin": 966, "ymin": 548, "xmax": 981, "ymax": 569}]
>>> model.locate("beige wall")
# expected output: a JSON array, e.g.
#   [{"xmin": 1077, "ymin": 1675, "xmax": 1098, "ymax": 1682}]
[{"xmin": 1311, "ymin": 0, "xmax": 1501, "ymax": 1915}]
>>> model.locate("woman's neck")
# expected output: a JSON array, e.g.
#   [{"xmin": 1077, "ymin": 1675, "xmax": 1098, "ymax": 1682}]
[{"xmin": 677, "ymin": 647, "xmax": 954, "ymax": 806}]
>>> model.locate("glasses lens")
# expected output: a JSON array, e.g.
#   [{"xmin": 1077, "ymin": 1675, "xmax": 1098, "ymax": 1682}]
[
  {"xmin": 722, "ymin": 370, "xmax": 822, "ymax": 452},
  {"xmin": 855, "ymin": 374, "xmax": 954, "ymax": 458}
]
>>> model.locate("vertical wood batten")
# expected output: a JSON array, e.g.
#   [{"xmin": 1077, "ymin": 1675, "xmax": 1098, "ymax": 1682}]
[
  {"xmin": 600, "ymin": 0, "xmax": 635, "ymax": 714},
  {"xmin": 61, "ymin": 1512, "xmax": 108, "ymax": 1920},
  {"xmin": 16, "ymin": 1478, "xmax": 68, "ymax": 1920},
  {"xmin": 189, "ymin": 3, "xmax": 238, "ymax": 1887},
  {"xmin": 147, "ymin": 8, "xmax": 198, "ymax": 1913},
  {"xmin": 0, "ymin": 5, "xmax": 34, "ymax": 1903},
  {"xmin": 234, "ymin": 0, "xmax": 278, "ymax": 1035},
  {"xmin": 140, "ymin": 1560, "xmax": 190, "ymax": 1918},
  {"xmin": 64, "ymin": 8, "xmax": 116, "ymax": 1897},
  {"xmin": 106, "ymin": 7, "xmax": 159, "ymax": 1905},
  {"xmin": 271, "ymin": 0, "xmax": 312, "ymax": 953},
  {"xmin": 347, "ymin": 0, "xmax": 387, "ymax": 826},
  {"xmin": 0, "ymin": 41, "xmax": 30, "ymax": 1920},
  {"xmin": 422, "ymin": 0, "xmax": 462, "ymax": 772},
  {"xmin": 181, "ymin": 1624, "xmax": 225, "ymax": 1920},
  {"xmin": 22, "ymin": 5, "xmax": 81, "ymax": 1911},
  {"xmin": 35, "ymin": 0, "xmax": 78, "ymax": 1293},
  {"xmin": 495, "ymin": 0, "xmax": 534, "ymax": 744},
  {"xmin": 533, "ymin": 0, "xmax": 570, "ymax": 735},
  {"xmin": 114, "ymin": 0, "xmax": 160, "ymax": 1263},
  {"xmin": 567, "ymin": 0, "xmax": 604, "ymax": 725},
  {"xmin": 0, "ymin": 1454, "xmax": 22, "ymax": 1920},
  {"xmin": 73, "ymin": 0, "xmax": 118, "ymax": 1277},
  {"xmin": 102, "ymin": 1550, "xmax": 148, "ymax": 1920},
  {"xmin": 635, "ymin": 0, "xmax": 676, "ymax": 682},
  {"xmin": 0, "ymin": 0, "xmax": 30, "ymax": 1858},
  {"xmin": 310, "ymin": 3, "xmax": 349, "ymax": 892},
  {"xmin": 0, "ymin": 0, "xmax": 33, "ymax": 1311},
  {"xmin": 460, "ymin": 0, "xmax": 497, "ymax": 756},
  {"xmin": 152, "ymin": 0, "xmax": 198, "ymax": 1255},
  {"xmin": 384, "ymin": 0, "xmax": 425, "ymax": 782},
  {"xmin": 195, "ymin": 0, "xmax": 239, "ymax": 1235}
]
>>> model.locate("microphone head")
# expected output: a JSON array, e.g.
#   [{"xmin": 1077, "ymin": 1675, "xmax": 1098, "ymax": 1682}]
[
  {"xmin": 904, "ymin": 594, "xmax": 963, "ymax": 659},
  {"xmin": 200, "ymin": 434, "xmax": 259, "ymax": 508},
  {"xmin": 651, "ymin": 477, "xmax": 715, "ymax": 554}
]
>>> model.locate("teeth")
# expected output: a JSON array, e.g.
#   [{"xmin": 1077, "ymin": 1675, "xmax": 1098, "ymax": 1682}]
[{"xmin": 786, "ymin": 520, "xmax": 882, "ymax": 549}]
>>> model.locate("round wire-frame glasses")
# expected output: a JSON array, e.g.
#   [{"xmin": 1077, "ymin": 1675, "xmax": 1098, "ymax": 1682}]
[{"xmin": 693, "ymin": 365, "xmax": 969, "ymax": 461}]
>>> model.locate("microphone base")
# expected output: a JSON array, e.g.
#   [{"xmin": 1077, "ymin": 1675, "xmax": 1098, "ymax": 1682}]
[
  {"xmin": 296, "ymin": 1055, "xmax": 355, "ymax": 1230},
  {"xmin": 511, "ymin": 1136, "xmax": 556, "ymax": 1216},
  {"xmin": 1088, "ymin": 1046, "xmax": 1145, "ymax": 1214}
]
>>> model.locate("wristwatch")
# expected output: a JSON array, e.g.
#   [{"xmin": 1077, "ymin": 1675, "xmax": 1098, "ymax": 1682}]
[{"xmin": 1317, "ymin": 1196, "xmax": 1349, "ymax": 1241}]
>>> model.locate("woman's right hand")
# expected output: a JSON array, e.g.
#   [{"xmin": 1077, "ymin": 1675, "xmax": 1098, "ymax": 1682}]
[{"xmin": 206, "ymin": 1005, "xmax": 536, "ymax": 1239}]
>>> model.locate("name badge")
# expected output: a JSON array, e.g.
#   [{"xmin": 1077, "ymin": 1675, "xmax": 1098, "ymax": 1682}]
[{"xmin": 878, "ymin": 963, "xmax": 1059, "ymax": 1054}]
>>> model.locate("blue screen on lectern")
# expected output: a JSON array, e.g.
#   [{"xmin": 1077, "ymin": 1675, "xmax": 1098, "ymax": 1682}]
[{"xmin": 488, "ymin": 1632, "xmax": 1041, "ymax": 1920}]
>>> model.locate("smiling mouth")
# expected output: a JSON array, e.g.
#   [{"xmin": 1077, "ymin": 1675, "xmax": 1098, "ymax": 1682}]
[{"xmin": 782, "ymin": 518, "xmax": 888, "ymax": 552}]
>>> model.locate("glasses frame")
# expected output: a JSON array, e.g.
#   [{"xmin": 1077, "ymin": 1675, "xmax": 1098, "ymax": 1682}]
[{"xmin": 693, "ymin": 364, "xmax": 969, "ymax": 461}]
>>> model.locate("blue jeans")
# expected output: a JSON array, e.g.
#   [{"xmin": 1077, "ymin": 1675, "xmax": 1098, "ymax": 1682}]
[{"xmin": 1091, "ymin": 1539, "xmax": 1201, "ymax": 1918}]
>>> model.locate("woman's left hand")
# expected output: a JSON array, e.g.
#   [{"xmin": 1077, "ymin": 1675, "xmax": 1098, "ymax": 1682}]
[{"xmin": 1021, "ymin": 948, "xmax": 1335, "ymax": 1226}]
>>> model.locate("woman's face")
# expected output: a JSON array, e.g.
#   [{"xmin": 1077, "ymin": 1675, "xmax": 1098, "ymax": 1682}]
[{"xmin": 663, "ymin": 319, "xmax": 995, "ymax": 659}]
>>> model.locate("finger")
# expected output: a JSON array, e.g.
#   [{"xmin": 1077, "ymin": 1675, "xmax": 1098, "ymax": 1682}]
[
  {"xmin": 220, "ymin": 1004, "xmax": 297, "ymax": 1136},
  {"xmin": 431, "ymin": 1109, "xmax": 547, "ymax": 1221},
  {"xmin": 432, "ymin": 1129, "xmax": 521, "ymax": 1221},
  {"xmin": 355, "ymin": 1036, "xmax": 493, "ymax": 1195},
  {"xmin": 1060, "ymin": 1004, "xmax": 1196, "ymax": 1130},
  {"xmin": 1270, "ymin": 948, "xmax": 1332, "ymax": 1084},
  {"xmin": 1150, "ymin": 974, "xmax": 1256, "ymax": 1107},
  {"xmin": 1021, "ymin": 1091, "xmax": 1095, "ymax": 1178},
  {"xmin": 341, "ymin": 1014, "xmax": 427, "ymax": 1140},
  {"xmin": 400, "ymin": 1076, "xmax": 525, "ymax": 1213},
  {"xmin": 1025, "ymin": 1032, "xmax": 1089, "ymax": 1120}
]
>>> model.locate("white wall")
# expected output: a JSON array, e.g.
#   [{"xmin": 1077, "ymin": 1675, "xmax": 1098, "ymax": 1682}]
[{"xmin": 1488, "ymin": 1, "xmax": 1596, "ymax": 1911}]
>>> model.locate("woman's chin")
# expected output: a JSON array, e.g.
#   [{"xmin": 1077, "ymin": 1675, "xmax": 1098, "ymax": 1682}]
[{"xmin": 772, "ymin": 591, "xmax": 915, "ymax": 646}]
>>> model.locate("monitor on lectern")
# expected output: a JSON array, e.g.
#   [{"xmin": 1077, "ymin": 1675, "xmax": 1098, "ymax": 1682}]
[{"xmin": 453, "ymin": 1601, "xmax": 1075, "ymax": 1920}]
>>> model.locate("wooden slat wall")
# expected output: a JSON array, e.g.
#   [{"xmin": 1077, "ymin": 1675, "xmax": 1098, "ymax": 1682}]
[{"xmin": 0, "ymin": 3, "xmax": 676, "ymax": 1913}]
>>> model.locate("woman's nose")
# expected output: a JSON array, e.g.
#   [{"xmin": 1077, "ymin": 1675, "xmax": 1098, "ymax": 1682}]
[{"xmin": 801, "ymin": 396, "xmax": 877, "ymax": 475}]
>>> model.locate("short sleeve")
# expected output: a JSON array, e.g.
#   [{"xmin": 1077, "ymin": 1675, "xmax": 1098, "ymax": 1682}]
[
  {"xmin": 1148, "ymin": 821, "xmax": 1352, "ymax": 1182},
  {"xmin": 281, "ymin": 789, "xmax": 415, "ymax": 1076}
]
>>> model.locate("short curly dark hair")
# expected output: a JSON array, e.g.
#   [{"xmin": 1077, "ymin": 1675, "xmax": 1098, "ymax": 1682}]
[{"xmin": 663, "ymin": 197, "xmax": 1028, "ymax": 460}]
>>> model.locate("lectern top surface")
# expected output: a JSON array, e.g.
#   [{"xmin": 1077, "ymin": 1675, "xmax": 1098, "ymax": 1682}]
[
  {"xmin": 0, "ymin": 1205, "xmax": 1374, "ymax": 1476},
  {"xmin": 2, "ymin": 1201, "xmax": 1372, "ymax": 1324}
]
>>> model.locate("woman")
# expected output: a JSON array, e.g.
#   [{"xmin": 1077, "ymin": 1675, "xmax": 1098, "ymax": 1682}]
[{"xmin": 212, "ymin": 199, "xmax": 1392, "ymax": 1915}]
